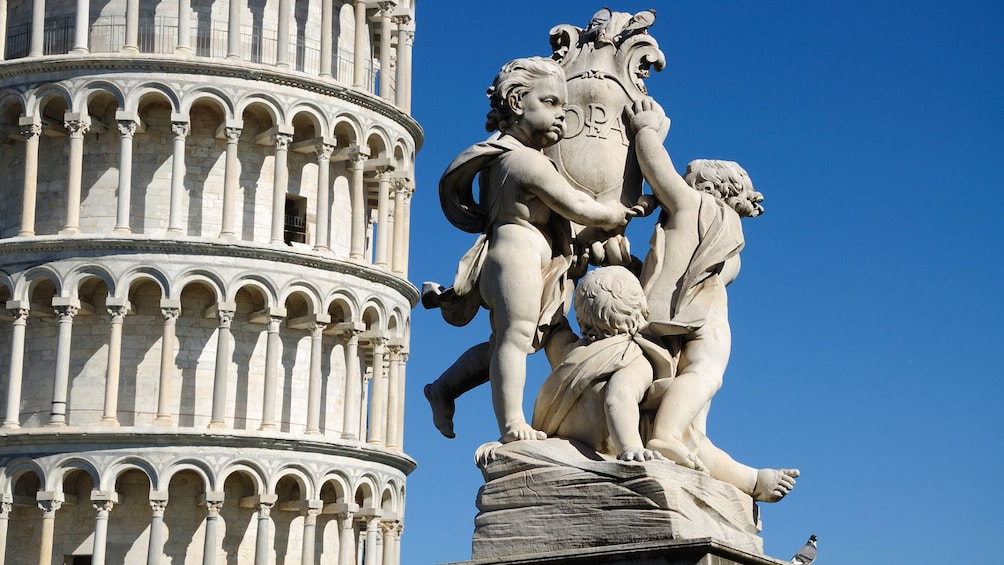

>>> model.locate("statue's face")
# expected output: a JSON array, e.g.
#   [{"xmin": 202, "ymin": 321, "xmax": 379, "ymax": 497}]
[{"xmin": 512, "ymin": 74, "xmax": 567, "ymax": 148}]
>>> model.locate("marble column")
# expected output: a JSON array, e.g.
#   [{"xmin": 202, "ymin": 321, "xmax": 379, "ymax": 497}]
[
  {"xmin": 227, "ymin": 0, "xmax": 241, "ymax": 59},
  {"xmin": 270, "ymin": 132, "xmax": 293, "ymax": 244},
  {"xmin": 364, "ymin": 517, "xmax": 380, "ymax": 565},
  {"xmin": 155, "ymin": 303, "xmax": 180, "ymax": 425},
  {"xmin": 305, "ymin": 320, "xmax": 328, "ymax": 435},
  {"xmin": 339, "ymin": 324, "xmax": 364, "ymax": 440},
  {"xmin": 393, "ymin": 522, "xmax": 403, "ymax": 565},
  {"xmin": 49, "ymin": 300, "xmax": 79, "ymax": 426},
  {"xmin": 29, "ymin": 0, "xmax": 45, "ymax": 57},
  {"xmin": 390, "ymin": 178, "xmax": 409, "ymax": 275},
  {"xmin": 319, "ymin": 0, "xmax": 333, "ymax": 77},
  {"xmin": 220, "ymin": 125, "xmax": 242, "ymax": 239},
  {"xmin": 353, "ymin": 1, "xmax": 368, "ymax": 88},
  {"xmin": 259, "ymin": 312, "xmax": 284, "ymax": 431},
  {"xmin": 0, "ymin": 500, "xmax": 10, "ymax": 565},
  {"xmin": 123, "ymin": 0, "xmax": 139, "ymax": 51},
  {"xmin": 124, "ymin": 0, "xmax": 139, "ymax": 52},
  {"xmin": 168, "ymin": 119, "xmax": 189, "ymax": 234},
  {"xmin": 378, "ymin": 6, "xmax": 393, "ymax": 100},
  {"xmin": 380, "ymin": 521, "xmax": 399, "ymax": 565},
  {"xmin": 36, "ymin": 497, "xmax": 61, "ymax": 565},
  {"xmin": 115, "ymin": 118, "xmax": 138, "ymax": 233},
  {"xmin": 400, "ymin": 183, "xmax": 413, "ymax": 278},
  {"xmin": 348, "ymin": 147, "xmax": 370, "ymax": 262},
  {"xmin": 395, "ymin": 352, "xmax": 407, "ymax": 448},
  {"xmin": 254, "ymin": 500, "xmax": 274, "ymax": 565},
  {"xmin": 72, "ymin": 0, "xmax": 89, "ymax": 52},
  {"xmin": 176, "ymin": 0, "xmax": 191, "ymax": 53},
  {"xmin": 393, "ymin": 18, "xmax": 414, "ymax": 111},
  {"xmin": 62, "ymin": 114, "xmax": 90, "ymax": 235},
  {"xmin": 209, "ymin": 307, "xmax": 235, "ymax": 429},
  {"xmin": 313, "ymin": 142, "xmax": 335, "ymax": 252},
  {"xmin": 100, "ymin": 302, "xmax": 130, "ymax": 426},
  {"xmin": 147, "ymin": 499, "xmax": 168, "ymax": 564},
  {"xmin": 385, "ymin": 344, "xmax": 401, "ymax": 450},
  {"xmin": 276, "ymin": 0, "xmax": 291, "ymax": 67},
  {"xmin": 300, "ymin": 507, "xmax": 321, "ymax": 565},
  {"xmin": 2, "ymin": 307, "xmax": 28, "ymax": 429},
  {"xmin": 374, "ymin": 169, "xmax": 394, "ymax": 268},
  {"xmin": 17, "ymin": 118, "xmax": 41, "ymax": 236},
  {"xmin": 367, "ymin": 336, "xmax": 387, "ymax": 445},
  {"xmin": 92, "ymin": 498, "xmax": 116, "ymax": 565},
  {"xmin": 336, "ymin": 509, "xmax": 357, "ymax": 565},
  {"xmin": 202, "ymin": 498, "xmax": 224, "ymax": 565}
]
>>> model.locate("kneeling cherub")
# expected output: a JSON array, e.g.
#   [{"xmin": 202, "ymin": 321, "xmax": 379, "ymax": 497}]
[{"xmin": 533, "ymin": 265, "xmax": 670, "ymax": 462}]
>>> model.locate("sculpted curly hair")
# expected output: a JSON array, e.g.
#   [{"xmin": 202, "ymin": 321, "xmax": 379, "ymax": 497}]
[
  {"xmin": 485, "ymin": 57, "xmax": 566, "ymax": 133},
  {"xmin": 574, "ymin": 266, "xmax": 649, "ymax": 342},
  {"xmin": 684, "ymin": 159, "xmax": 765, "ymax": 218}
]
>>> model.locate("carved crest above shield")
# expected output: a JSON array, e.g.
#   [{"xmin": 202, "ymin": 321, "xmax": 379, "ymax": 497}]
[{"xmin": 544, "ymin": 8, "xmax": 666, "ymax": 207}]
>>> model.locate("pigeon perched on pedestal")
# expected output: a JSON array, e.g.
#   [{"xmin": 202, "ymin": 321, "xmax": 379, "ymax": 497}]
[{"xmin": 790, "ymin": 534, "xmax": 817, "ymax": 564}]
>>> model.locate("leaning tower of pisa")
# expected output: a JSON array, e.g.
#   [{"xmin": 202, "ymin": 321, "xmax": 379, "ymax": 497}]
[{"xmin": 0, "ymin": 1, "xmax": 417, "ymax": 563}]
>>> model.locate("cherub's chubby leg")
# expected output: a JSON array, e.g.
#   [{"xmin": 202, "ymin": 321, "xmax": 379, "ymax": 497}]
[
  {"xmin": 480, "ymin": 240, "xmax": 548, "ymax": 443},
  {"xmin": 606, "ymin": 358, "xmax": 663, "ymax": 462},
  {"xmin": 425, "ymin": 341, "xmax": 491, "ymax": 438},
  {"xmin": 647, "ymin": 312, "xmax": 731, "ymax": 471},
  {"xmin": 691, "ymin": 418, "xmax": 799, "ymax": 502}
]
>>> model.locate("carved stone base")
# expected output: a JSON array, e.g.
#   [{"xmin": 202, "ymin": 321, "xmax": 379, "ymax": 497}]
[
  {"xmin": 452, "ymin": 538, "xmax": 787, "ymax": 565},
  {"xmin": 469, "ymin": 439, "xmax": 768, "ymax": 563}
]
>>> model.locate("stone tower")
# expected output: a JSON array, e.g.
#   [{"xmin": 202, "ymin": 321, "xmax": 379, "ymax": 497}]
[{"xmin": 0, "ymin": 1, "xmax": 418, "ymax": 563}]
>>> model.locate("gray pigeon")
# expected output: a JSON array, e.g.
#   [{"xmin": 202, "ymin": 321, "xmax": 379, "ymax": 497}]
[
  {"xmin": 586, "ymin": 7, "xmax": 612, "ymax": 32},
  {"xmin": 790, "ymin": 534, "xmax": 817, "ymax": 564},
  {"xmin": 617, "ymin": 9, "xmax": 657, "ymax": 40}
]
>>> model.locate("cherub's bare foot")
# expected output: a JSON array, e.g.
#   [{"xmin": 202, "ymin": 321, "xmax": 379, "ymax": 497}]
[
  {"xmin": 647, "ymin": 437, "xmax": 709, "ymax": 473},
  {"xmin": 500, "ymin": 422, "xmax": 546, "ymax": 443},
  {"xmin": 617, "ymin": 448, "xmax": 665, "ymax": 462},
  {"xmin": 424, "ymin": 383, "xmax": 455, "ymax": 439},
  {"xmin": 752, "ymin": 468, "xmax": 799, "ymax": 502}
]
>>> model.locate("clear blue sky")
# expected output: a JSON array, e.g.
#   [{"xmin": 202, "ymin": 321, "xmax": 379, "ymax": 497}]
[{"xmin": 400, "ymin": 2, "xmax": 1004, "ymax": 563}]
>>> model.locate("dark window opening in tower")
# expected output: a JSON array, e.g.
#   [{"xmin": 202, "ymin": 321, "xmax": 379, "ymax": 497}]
[{"xmin": 284, "ymin": 195, "xmax": 308, "ymax": 245}]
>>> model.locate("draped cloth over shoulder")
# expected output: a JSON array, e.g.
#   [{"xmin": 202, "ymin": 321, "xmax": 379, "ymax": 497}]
[
  {"xmin": 640, "ymin": 194, "xmax": 744, "ymax": 335},
  {"xmin": 532, "ymin": 334, "xmax": 676, "ymax": 439},
  {"xmin": 440, "ymin": 132, "xmax": 524, "ymax": 234}
]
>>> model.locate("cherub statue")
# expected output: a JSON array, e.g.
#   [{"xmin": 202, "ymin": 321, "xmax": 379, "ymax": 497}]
[
  {"xmin": 425, "ymin": 57, "xmax": 637, "ymax": 443},
  {"xmin": 532, "ymin": 265, "xmax": 670, "ymax": 462},
  {"xmin": 627, "ymin": 98, "xmax": 798, "ymax": 501}
]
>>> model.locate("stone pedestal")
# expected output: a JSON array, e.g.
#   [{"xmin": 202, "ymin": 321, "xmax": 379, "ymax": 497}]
[
  {"xmin": 466, "ymin": 439, "xmax": 776, "ymax": 564},
  {"xmin": 451, "ymin": 538, "xmax": 787, "ymax": 565}
]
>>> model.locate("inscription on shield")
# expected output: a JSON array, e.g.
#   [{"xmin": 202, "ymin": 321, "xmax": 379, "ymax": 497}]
[{"xmin": 546, "ymin": 14, "xmax": 665, "ymax": 209}]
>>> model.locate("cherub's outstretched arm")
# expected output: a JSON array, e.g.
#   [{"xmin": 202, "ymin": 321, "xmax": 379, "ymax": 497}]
[
  {"xmin": 510, "ymin": 150, "xmax": 634, "ymax": 230},
  {"xmin": 625, "ymin": 99, "xmax": 701, "ymax": 215}
]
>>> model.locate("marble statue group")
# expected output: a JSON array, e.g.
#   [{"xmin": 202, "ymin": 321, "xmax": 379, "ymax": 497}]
[{"xmin": 423, "ymin": 7, "xmax": 798, "ymax": 515}]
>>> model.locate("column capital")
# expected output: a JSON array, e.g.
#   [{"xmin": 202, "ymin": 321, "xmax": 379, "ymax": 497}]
[
  {"xmin": 275, "ymin": 132, "xmax": 293, "ymax": 151},
  {"xmin": 224, "ymin": 126, "xmax": 242, "ymax": 144},
  {"xmin": 150, "ymin": 499, "xmax": 168, "ymax": 516},
  {"xmin": 316, "ymin": 142, "xmax": 336, "ymax": 161},
  {"xmin": 107, "ymin": 301, "xmax": 131, "ymax": 321},
  {"xmin": 348, "ymin": 145, "xmax": 371, "ymax": 165},
  {"xmin": 19, "ymin": 116, "xmax": 42, "ymax": 139},
  {"xmin": 93, "ymin": 499, "xmax": 115, "ymax": 514},
  {"xmin": 63, "ymin": 113, "xmax": 91, "ymax": 137},
  {"xmin": 171, "ymin": 121, "xmax": 190, "ymax": 138},
  {"xmin": 216, "ymin": 309, "xmax": 235, "ymax": 327},
  {"xmin": 52, "ymin": 299, "xmax": 80, "ymax": 321},
  {"xmin": 37, "ymin": 491, "xmax": 63, "ymax": 516}
]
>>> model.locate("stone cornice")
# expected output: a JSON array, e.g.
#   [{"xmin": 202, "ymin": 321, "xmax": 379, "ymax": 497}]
[
  {"xmin": 0, "ymin": 236, "xmax": 420, "ymax": 306},
  {"xmin": 0, "ymin": 428, "xmax": 418, "ymax": 474},
  {"xmin": 0, "ymin": 54, "xmax": 424, "ymax": 150}
]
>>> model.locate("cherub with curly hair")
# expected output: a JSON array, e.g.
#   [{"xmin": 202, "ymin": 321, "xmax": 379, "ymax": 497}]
[
  {"xmin": 628, "ymin": 98, "xmax": 797, "ymax": 502},
  {"xmin": 533, "ymin": 266, "xmax": 670, "ymax": 462},
  {"xmin": 426, "ymin": 57, "xmax": 638, "ymax": 443}
]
